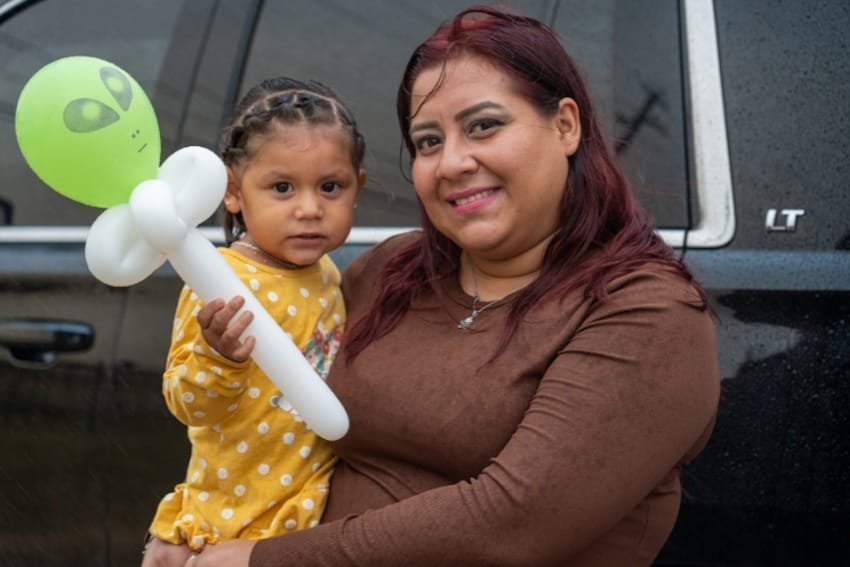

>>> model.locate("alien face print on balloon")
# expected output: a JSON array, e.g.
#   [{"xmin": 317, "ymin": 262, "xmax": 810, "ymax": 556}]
[{"xmin": 15, "ymin": 56, "xmax": 161, "ymax": 208}]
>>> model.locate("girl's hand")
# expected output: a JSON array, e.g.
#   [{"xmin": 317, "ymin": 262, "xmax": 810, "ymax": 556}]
[
  {"xmin": 197, "ymin": 295, "xmax": 255, "ymax": 362},
  {"xmin": 187, "ymin": 539, "xmax": 255, "ymax": 567},
  {"xmin": 141, "ymin": 537, "xmax": 194, "ymax": 567}
]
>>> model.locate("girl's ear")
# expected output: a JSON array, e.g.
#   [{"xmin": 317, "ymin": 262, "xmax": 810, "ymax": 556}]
[
  {"xmin": 356, "ymin": 169, "xmax": 367, "ymax": 199},
  {"xmin": 555, "ymin": 97, "xmax": 581, "ymax": 157},
  {"xmin": 223, "ymin": 167, "xmax": 242, "ymax": 213}
]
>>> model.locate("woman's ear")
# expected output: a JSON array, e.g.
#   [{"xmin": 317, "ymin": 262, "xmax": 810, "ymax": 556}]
[
  {"xmin": 223, "ymin": 167, "xmax": 241, "ymax": 213},
  {"xmin": 555, "ymin": 97, "xmax": 581, "ymax": 157}
]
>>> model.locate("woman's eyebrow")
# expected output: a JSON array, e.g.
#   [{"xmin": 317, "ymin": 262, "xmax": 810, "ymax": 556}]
[
  {"xmin": 454, "ymin": 100, "xmax": 502, "ymax": 122},
  {"xmin": 409, "ymin": 100, "xmax": 504, "ymax": 135}
]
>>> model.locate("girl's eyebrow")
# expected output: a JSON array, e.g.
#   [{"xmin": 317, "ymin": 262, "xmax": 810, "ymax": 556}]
[{"xmin": 409, "ymin": 100, "xmax": 504, "ymax": 135}]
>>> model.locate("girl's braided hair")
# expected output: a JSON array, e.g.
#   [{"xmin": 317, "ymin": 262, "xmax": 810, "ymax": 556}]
[{"xmin": 218, "ymin": 77, "xmax": 366, "ymax": 244}]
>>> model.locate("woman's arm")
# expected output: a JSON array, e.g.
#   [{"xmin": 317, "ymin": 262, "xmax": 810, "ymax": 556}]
[
  {"xmin": 202, "ymin": 271, "xmax": 720, "ymax": 566},
  {"xmin": 190, "ymin": 539, "xmax": 254, "ymax": 567}
]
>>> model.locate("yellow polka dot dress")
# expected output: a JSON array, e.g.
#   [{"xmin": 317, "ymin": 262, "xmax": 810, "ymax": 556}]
[{"xmin": 149, "ymin": 248, "xmax": 343, "ymax": 550}]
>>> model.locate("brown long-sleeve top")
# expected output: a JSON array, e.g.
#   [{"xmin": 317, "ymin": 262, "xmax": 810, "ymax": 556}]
[{"xmin": 252, "ymin": 232, "xmax": 720, "ymax": 566}]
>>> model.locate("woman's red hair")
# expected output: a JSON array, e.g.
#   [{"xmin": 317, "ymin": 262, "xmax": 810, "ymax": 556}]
[{"xmin": 345, "ymin": 5, "xmax": 705, "ymax": 361}]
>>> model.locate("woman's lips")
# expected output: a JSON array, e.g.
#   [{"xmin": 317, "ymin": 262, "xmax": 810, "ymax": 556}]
[
  {"xmin": 450, "ymin": 188, "xmax": 496, "ymax": 206},
  {"xmin": 449, "ymin": 188, "xmax": 499, "ymax": 213}
]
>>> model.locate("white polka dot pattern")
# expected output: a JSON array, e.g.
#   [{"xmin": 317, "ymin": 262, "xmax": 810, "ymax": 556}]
[{"xmin": 152, "ymin": 250, "xmax": 343, "ymax": 544}]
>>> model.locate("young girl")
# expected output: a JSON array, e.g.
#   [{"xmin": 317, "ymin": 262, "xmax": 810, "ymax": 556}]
[{"xmin": 141, "ymin": 77, "xmax": 366, "ymax": 566}]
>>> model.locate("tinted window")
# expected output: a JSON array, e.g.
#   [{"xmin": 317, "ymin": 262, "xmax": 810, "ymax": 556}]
[
  {"xmin": 0, "ymin": 0, "xmax": 185, "ymax": 226},
  {"xmin": 240, "ymin": 0, "xmax": 690, "ymax": 229},
  {"xmin": 1, "ymin": 1, "xmax": 691, "ymax": 232}
]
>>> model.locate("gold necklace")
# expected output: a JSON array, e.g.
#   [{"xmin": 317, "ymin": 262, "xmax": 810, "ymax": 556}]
[
  {"xmin": 231, "ymin": 240, "xmax": 304, "ymax": 270},
  {"xmin": 457, "ymin": 260, "xmax": 517, "ymax": 330}
]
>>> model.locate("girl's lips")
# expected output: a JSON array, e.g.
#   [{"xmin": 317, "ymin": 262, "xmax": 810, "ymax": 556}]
[{"xmin": 290, "ymin": 234, "xmax": 325, "ymax": 243}]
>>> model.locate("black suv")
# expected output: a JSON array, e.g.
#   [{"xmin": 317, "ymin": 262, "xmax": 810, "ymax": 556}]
[{"xmin": 1, "ymin": 1, "xmax": 847, "ymax": 565}]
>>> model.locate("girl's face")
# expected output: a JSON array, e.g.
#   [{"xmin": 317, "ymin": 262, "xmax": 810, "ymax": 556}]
[
  {"xmin": 408, "ymin": 55, "xmax": 581, "ymax": 270},
  {"xmin": 225, "ymin": 122, "xmax": 365, "ymax": 267}
]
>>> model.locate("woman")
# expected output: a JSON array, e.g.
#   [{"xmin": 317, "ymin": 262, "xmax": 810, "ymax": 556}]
[{"xmin": 191, "ymin": 5, "xmax": 719, "ymax": 566}]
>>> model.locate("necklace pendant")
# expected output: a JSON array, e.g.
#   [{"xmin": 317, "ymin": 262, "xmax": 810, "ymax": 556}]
[{"xmin": 458, "ymin": 309, "xmax": 479, "ymax": 330}]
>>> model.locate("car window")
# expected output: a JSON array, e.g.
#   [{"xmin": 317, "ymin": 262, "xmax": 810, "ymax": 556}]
[
  {"xmin": 239, "ymin": 0, "xmax": 690, "ymax": 230},
  {"xmin": 0, "ymin": 0, "xmax": 186, "ymax": 227},
  {"xmin": 1, "ymin": 0, "xmax": 722, "ymax": 247}
]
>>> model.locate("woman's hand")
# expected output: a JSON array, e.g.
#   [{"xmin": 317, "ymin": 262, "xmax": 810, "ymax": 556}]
[
  {"xmin": 197, "ymin": 295, "xmax": 255, "ymax": 362},
  {"xmin": 141, "ymin": 537, "xmax": 193, "ymax": 567},
  {"xmin": 186, "ymin": 539, "xmax": 256, "ymax": 567}
]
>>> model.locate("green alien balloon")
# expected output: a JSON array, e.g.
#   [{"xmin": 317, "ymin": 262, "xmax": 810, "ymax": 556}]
[{"xmin": 15, "ymin": 56, "xmax": 161, "ymax": 208}]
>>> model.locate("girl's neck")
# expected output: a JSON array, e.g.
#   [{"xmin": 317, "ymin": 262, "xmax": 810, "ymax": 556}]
[{"xmin": 231, "ymin": 239, "xmax": 305, "ymax": 270}]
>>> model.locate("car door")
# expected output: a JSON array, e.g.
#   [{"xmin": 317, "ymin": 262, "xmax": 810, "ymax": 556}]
[
  {"xmin": 659, "ymin": 2, "xmax": 850, "ymax": 565},
  {"xmin": 0, "ymin": 0, "xmax": 701, "ymax": 562},
  {"xmin": 0, "ymin": 1, "xmax": 259, "ymax": 564},
  {"xmin": 0, "ymin": 0, "xmax": 709, "ymax": 563}
]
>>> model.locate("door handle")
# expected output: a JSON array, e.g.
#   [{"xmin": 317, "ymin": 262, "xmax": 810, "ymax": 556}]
[{"xmin": 0, "ymin": 318, "xmax": 95, "ymax": 368}]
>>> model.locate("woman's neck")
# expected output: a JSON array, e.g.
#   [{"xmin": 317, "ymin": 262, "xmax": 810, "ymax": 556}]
[
  {"xmin": 459, "ymin": 233, "xmax": 552, "ymax": 300},
  {"xmin": 460, "ymin": 252, "xmax": 542, "ymax": 301}
]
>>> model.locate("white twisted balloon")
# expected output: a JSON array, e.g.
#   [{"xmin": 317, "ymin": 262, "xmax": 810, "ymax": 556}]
[{"xmin": 85, "ymin": 146, "xmax": 350, "ymax": 440}]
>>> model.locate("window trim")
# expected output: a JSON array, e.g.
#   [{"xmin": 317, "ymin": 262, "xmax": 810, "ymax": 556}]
[{"xmin": 658, "ymin": 0, "xmax": 735, "ymax": 248}]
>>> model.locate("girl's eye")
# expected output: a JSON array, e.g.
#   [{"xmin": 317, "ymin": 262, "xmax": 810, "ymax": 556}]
[
  {"xmin": 320, "ymin": 181, "xmax": 341, "ymax": 194},
  {"xmin": 273, "ymin": 181, "xmax": 293, "ymax": 193}
]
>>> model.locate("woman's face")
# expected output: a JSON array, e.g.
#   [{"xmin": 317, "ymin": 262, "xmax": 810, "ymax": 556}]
[{"xmin": 408, "ymin": 55, "xmax": 580, "ymax": 267}]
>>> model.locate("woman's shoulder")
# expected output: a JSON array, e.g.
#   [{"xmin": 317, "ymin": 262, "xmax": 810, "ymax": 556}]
[
  {"xmin": 341, "ymin": 230, "xmax": 422, "ymax": 303},
  {"xmin": 360, "ymin": 230, "xmax": 421, "ymax": 262},
  {"xmin": 343, "ymin": 230, "xmax": 422, "ymax": 281},
  {"xmin": 604, "ymin": 262, "xmax": 705, "ymax": 307}
]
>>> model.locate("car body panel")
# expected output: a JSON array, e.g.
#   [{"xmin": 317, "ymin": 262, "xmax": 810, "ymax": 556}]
[{"xmin": 0, "ymin": 1, "xmax": 847, "ymax": 564}]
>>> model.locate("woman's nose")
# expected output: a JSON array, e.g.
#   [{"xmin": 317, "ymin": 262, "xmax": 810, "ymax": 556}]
[{"xmin": 436, "ymin": 136, "xmax": 477, "ymax": 180}]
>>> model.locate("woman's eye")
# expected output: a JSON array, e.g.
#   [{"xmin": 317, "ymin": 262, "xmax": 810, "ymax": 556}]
[
  {"xmin": 469, "ymin": 118, "xmax": 502, "ymax": 135},
  {"xmin": 273, "ymin": 182, "xmax": 293, "ymax": 193},
  {"xmin": 414, "ymin": 134, "xmax": 441, "ymax": 154}
]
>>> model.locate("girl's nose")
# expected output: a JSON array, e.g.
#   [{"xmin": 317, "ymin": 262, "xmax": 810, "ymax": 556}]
[{"xmin": 294, "ymin": 193, "xmax": 323, "ymax": 219}]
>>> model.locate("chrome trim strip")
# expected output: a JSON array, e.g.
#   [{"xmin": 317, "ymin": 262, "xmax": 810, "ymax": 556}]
[
  {"xmin": 0, "ymin": 0, "xmax": 39, "ymax": 20},
  {"xmin": 0, "ymin": 226, "xmax": 90, "ymax": 242},
  {"xmin": 194, "ymin": 226, "xmax": 412, "ymax": 245},
  {"xmin": 0, "ymin": 226, "xmax": 412, "ymax": 245}
]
